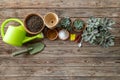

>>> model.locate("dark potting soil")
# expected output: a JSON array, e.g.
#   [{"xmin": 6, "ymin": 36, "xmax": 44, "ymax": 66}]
[{"xmin": 26, "ymin": 15, "xmax": 44, "ymax": 32}]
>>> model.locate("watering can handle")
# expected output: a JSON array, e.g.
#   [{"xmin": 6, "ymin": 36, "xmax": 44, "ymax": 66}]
[{"xmin": 1, "ymin": 18, "xmax": 24, "ymax": 38}]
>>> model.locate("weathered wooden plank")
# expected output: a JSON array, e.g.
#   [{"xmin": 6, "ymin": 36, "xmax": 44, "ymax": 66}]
[
  {"xmin": 0, "ymin": 17, "xmax": 120, "ymax": 47},
  {"xmin": 0, "ymin": 0, "xmax": 120, "ymax": 79},
  {"xmin": 0, "ymin": 36, "xmax": 120, "ymax": 48},
  {"xmin": 0, "ymin": 76, "xmax": 68, "ymax": 80},
  {"xmin": 70, "ymin": 76, "xmax": 120, "ymax": 80},
  {"xmin": 0, "ymin": 76, "xmax": 120, "ymax": 80},
  {"xmin": 0, "ymin": 43, "xmax": 120, "ymax": 57},
  {"xmin": 0, "ymin": 0, "xmax": 120, "ymax": 8},
  {"xmin": 1, "ymin": 18, "xmax": 120, "ymax": 28},
  {"xmin": 0, "ymin": 8, "xmax": 120, "ymax": 18},
  {"xmin": 0, "ymin": 26, "xmax": 118, "ymax": 42},
  {"xmin": 0, "ymin": 66, "xmax": 119, "ymax": 76},
  {"xmin": 0, "ymin": 57, "xmax": 120, "ymax": 67},
  {"xmin": 42, "ymin": 37, "xmax": 120, "ymax": 46}
]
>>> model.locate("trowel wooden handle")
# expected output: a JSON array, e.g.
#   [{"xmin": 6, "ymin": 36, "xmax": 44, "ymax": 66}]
[{"xmin": 12, "ymin": 47, "xmax": 33, "ymax": 56}]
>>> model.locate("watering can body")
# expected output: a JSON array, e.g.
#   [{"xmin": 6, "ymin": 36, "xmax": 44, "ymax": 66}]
[{"xmin": 1, "ymin": 18, "xmax": 44, "ymax": 46}]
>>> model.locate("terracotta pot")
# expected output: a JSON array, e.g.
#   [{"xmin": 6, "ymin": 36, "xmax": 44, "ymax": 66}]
[
  {"xmin": 24, "ymin": 13, "xmax": 45, "ymax": 34},
  {"xmin": 58, "ymin": 29, "xmax": 70, "ymax": 40},
  {"xmin": 44, "ymin": 12, "xmax": 59, "ymax": 29},
  {"xmin": 72, "ymin": 18, "xmax": 86, "ymax": 32},
  {"xmin": 46, "ymin": 29, "xmax": 58, "ymax": 40}
]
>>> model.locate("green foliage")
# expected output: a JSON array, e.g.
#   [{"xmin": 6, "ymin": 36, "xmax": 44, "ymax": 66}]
[
  {"xmin": 73, "ymin": 19, "xmax": 84, "ymax": 30},
  {"xmin": 82, "ymin": 17, "xmax": 115, "ymax": 47},
  {"xmin": 58, "ymin": 17, "xmax": 72, "ymax": 31}
]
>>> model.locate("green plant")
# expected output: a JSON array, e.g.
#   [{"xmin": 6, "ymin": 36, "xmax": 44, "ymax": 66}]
[
  {"xmin": 58, "ymin": 17, "xmax": 72, "ymax": 31},
  {"xmin": 82, "ymin": 17, "xmax": 115, "ymax": 47},
  {"xmin": 73, "ymin": 19, "xmax": 85, "ymax": 30}
]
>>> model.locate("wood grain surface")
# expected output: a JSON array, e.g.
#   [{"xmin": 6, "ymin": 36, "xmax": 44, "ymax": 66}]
[{"xmin": 0, "ymin": 0, "xmax": 120, "ymax": 80}]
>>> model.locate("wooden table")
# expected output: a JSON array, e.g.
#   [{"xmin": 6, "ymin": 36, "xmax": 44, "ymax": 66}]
[{"xmin": 0, "ymin": 0, "xmax": 120, "ymax": 80}]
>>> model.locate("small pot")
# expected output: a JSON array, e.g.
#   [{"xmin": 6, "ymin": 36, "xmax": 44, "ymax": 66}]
[
  {"xmin": 44, "ymin": 12, "xmax": 59, "ymax": 29},
  {"xmin": 46, "ymin": 29, "xmax": 58, "ymax": 40},
  {"xmin": 58, "ymin": 29, "xmax": 69, "ymax": 40},
  {"xmin": 24, "ymin": 13, "xmax": 45, "ymax": 34},
  {"xmin": 72, "ymin": 18, "xmax": 86, "ymax": 32},
  {"xmin": 58, "ymin": 17, "xmax": 72, "ymax": 31}
]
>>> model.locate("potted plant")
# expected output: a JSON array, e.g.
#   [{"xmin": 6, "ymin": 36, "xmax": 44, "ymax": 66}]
[
  {"xmin": 82, "ymin": 17, "xmax": 115, "ymax": 47},
  {"xmin": 73, "ymin": 19, "xmax": 86, "ymax": 32},
  {"xmin": 57, "ymin": 17, "xmax": 72, "ymax": 31}
]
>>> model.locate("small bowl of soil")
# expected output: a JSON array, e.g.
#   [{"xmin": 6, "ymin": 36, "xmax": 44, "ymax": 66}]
[
  {"xmin": 24, "ymin": 14, "xmax": 45, "ymax": 34},
  {"xmin": 46, "ymin": 29, "xmax": 58, "ymax": 40}
]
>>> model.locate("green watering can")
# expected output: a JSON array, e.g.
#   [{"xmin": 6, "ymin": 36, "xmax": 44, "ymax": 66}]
[{"xmin": 1, "ymin": 18, "xmax": 44, "ymax": 46}]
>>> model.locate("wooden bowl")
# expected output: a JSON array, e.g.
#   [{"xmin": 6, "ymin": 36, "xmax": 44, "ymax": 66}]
[
  {"xmin": 24, "ymin": 13, "xmax": 45, "ymax": 34},
  {"xmin": 46, "ymin": 29, "xmax": 58, "ymax": 40},
  {"xmin": 44, "ymin": 12, "xmax": 59, "ymax": 29}
]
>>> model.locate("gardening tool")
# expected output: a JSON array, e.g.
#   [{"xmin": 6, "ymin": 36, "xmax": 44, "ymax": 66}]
[
  {"xmin": 78, "ymin": 38, "xmax": 83, "ymax": 48},
  {"xmin": 1, "ymin": 18, "xmax": 44, "ymax": 46},
  {"xmin": 12, "ymin": 42, "xmax": 45, "ymax": 56}
]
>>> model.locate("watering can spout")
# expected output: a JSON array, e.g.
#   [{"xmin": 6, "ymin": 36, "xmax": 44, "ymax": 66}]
[{"xmin": 22, "ymin": 32, "xmax": 44, "ymax": 44}]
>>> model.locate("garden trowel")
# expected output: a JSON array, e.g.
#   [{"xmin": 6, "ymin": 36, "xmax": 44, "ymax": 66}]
[{"xmin": 12, "ymin": 42, "xmax": 45, "ymax": 56}]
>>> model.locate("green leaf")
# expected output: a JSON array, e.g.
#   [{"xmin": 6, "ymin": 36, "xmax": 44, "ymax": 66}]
[
  {"xmin": 82, "ymin": 17, "xmax": 115, "ymax": 48},
  {"xmin": 59, "ymin": 17, "xmax": 72, "ymax": 31},
  {"xmin": 73, "ymin": 19, "xmax": 84, "ymax": 30}
]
